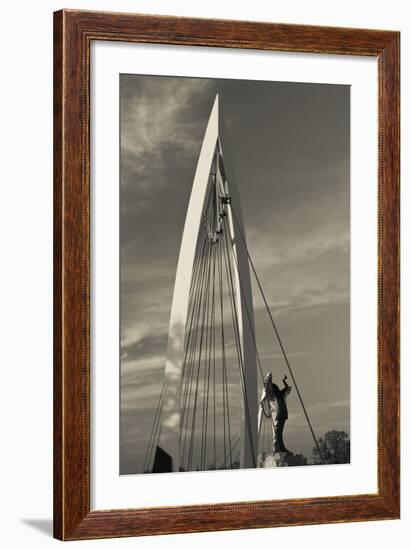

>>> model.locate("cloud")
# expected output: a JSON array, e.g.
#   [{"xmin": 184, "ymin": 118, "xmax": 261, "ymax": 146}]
[
  {"xmin": 121, "ymin": 77, "xmax": 215, "ymax": 165},
  {"xmin": 122, "ymin": 333, "xmax": 168, "ymax": 361},
  {"xmin": 120, "ymin": 75, "xmax": 217, "ymax": 215},
  {"xmin": 246, "ymin": 208, "xmax": 349, "ymax": 313}
]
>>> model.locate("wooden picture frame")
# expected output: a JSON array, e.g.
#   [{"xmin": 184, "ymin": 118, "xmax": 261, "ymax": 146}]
[{"xmin": 53, "ymin": 9, "xmax": 400, "ymax": 540}]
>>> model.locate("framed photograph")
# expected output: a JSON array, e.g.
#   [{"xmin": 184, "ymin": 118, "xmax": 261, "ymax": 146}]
[{"xmin": 54, "ymin": 9, "xmax": 400, "ymax": 540}]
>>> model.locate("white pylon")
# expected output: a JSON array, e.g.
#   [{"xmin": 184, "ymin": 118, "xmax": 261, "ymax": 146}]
[{"xmin": 158, "ymin": 95, "xmax": 258, "ymax": 471}]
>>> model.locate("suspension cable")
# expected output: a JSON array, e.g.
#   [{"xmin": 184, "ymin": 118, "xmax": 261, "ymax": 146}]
[
  {"xmin": 227, "ymin": 230, "xmax": 265, "ymax": 385},
  {"xmin": 221, "ymin": 226, "xmax": 257, "ymax": 468},
  {"xmin": 180, "ymin": 236, "xmax": 212, "ymax": 466},
  {"xmin": 218, "ymin": 236, "xmax": 234, "ymax": 468},
  {"xmin": 179, "ymin": 232, "xmax": 210, "ymax": 449},
  {"xmin": 142, "ymin": 382, "xmax": 165, "ymax": 473},
  {"xmin": 187, "ymin": 231, "xmax": 214, "ymax": 471}
]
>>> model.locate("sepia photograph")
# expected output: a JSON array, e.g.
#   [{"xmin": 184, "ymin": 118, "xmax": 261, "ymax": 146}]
[
  {"xmin": 50, "ymin": 7, "xmax": 400, "ymax": 542},
  {"xmin": 119, "ymin": 74, "xmax": 350, "ymax": 475}
]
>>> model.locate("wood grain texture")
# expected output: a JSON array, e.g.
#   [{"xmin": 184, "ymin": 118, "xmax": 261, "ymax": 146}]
[
  {"xmin": 53, "ymin": 10, "xmax": 63, "ymax": 540},
  {"xmin": 53, "ymin": 9, "xmax": 400, "ymax": 541}
]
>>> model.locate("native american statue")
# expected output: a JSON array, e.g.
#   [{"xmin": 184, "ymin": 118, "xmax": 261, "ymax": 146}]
[{"xmin": 258, "ymin": 372, "xmax": 292, "ymax": 454}]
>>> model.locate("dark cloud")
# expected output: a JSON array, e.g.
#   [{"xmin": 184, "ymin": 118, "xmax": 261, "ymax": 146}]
[
  {"xmin": 120, "ymin": 74, "xmax": 350, "ymax": 473},
  {"xmin": 122, "ymin": 333, "xmax": 169, "ymax": 362}
]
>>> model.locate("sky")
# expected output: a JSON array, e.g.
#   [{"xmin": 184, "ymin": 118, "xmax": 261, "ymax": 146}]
[{"xmin": 120, "ymin": 74, "xmax": 350, "ymax": 475}]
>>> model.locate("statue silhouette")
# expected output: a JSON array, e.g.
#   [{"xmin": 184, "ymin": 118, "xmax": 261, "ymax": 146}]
[{"xmin": 260, "ymin": 373, "xmax": 292, "ymax": 453}]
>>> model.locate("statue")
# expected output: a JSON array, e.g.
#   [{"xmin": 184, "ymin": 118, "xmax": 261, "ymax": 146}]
[{"xmin": 259, "ymin": 373, "xmax": 292, "ymax": 454}]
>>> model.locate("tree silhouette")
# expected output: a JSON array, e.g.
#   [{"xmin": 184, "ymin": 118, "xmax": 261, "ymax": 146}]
[
  {"xmin": 286, "ymin": 453, "xmax": 307, "ymax": 467},
  {"xmin": 312, "ymin": 430, "xmax": 350, "ymax": 465}
]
